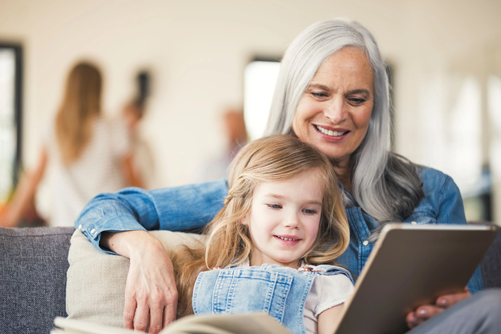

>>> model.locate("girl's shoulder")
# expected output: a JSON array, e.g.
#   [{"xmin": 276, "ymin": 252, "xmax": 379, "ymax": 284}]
[
  {"xmin": 298, "ymin": 264, "xmax": 354, "ymax": 283},
  {"xmin": 228, "ymin": 262, "xmax": 354, "ymax": 284}
]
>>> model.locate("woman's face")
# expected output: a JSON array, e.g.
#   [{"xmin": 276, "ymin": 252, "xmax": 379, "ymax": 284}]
[{"xmin": 292, "ymin": 46, "xmax": 374, "ymax": 168}]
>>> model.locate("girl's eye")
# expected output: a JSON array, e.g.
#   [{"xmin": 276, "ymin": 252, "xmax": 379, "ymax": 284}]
[
  {"xmin": 267, "ymin": 204, "xmax": 282, "ymax": 209},
  {"xmin": 303, "ymin": 209, "xmax": 318, "ymax": 215}
]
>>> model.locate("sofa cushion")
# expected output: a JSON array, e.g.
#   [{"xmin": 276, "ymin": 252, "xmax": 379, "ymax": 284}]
[
  {"xmin": 66, "ymin": 225, "xmax": 501, "ymax": 329},
  {"xmin": 0, "ymin": 227, "xmax": 74, "ymax": 334},
  {"xmin": 481, "ymin": 226, "xmax": 501, "ymax": 288},
  {"xmin": 66, "ymin": 229, "xmax": 204, "ymax": 327}
]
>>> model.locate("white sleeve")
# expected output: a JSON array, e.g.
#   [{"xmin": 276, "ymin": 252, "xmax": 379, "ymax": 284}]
[
  {"xmin": 110, "ymin": 118, "xmax": 131, "ymax": 157},
  {"xmin": 41, "ymin": 118, "xmax": 54, "ymax": 149},
  {"xmin": 314, "ymin": 274, "xmax": 354, "ymax": 317}
]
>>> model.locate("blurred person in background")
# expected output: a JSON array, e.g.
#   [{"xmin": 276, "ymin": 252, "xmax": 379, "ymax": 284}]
[
  {"xmin": 122, "ymin": 71, "xmax": 156, "ymax": 189},
  {"xmin": 0, "ymin": 61, "xmax": 144, "ymax": 228},
  {"xmin": 191, "ymin": 107, "xmax": 248, "ymax": 182}
]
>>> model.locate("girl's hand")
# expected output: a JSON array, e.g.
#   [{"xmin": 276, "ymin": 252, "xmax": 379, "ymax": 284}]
[
  {"xmin": 102, "ymin": 231, "xmax": 178, "ymax": 334},
  {"xmin": 405, "ymin": 288, "xmax": 470, "ymax": 329}
]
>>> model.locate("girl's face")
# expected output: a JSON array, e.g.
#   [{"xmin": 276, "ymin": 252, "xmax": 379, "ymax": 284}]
[
  {"xmin": 242, "ymin": 169, "xmax": 324, "ymax": 268},
  {"xmin": 292, "ymin": 46, "xmax": 374, "ymax": 169}
]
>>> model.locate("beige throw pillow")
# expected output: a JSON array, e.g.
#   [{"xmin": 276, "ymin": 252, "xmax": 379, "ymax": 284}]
[{"xmin": 66, "ymin": 229, "xmax": 205, "ymax": 327}]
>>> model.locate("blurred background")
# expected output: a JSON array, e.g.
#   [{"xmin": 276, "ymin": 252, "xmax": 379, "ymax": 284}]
[{"xmin": 1, "ymin": 0, "xmax": 500, "ymax": 226}]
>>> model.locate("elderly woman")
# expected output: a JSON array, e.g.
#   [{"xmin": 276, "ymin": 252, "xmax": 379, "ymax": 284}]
[{"xmin": 76, "ymin": 19, "xmax": 500, "ymax": 334}]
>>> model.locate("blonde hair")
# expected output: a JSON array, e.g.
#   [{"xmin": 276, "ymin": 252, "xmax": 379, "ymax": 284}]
[
  {"xmin": 55, "ymin": 62, "xmax": 102, "ymax": 165},
  {"xmin": 173, "ymin": 135, "xmax": 349, "ymax": 317}
]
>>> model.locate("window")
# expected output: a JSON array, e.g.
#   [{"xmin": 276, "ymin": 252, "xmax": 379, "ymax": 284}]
[
  {"xmin": 243, "ymin": 57, "xmax": 280, "ymax": 140},
  {"xmin": 0, "ymin": 43, "xmax": 22, "ymax": 204}
]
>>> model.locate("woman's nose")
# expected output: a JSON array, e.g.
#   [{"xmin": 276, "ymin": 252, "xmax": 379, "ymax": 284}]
[{"xmin": 323, "ymin": 98, "xmax": 347, "ymax": 124}]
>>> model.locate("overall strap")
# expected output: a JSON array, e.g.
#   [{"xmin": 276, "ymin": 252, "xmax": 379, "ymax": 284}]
[{"xmin": 193, "ymin": 265, "xmax": 315, "ymax": 334}]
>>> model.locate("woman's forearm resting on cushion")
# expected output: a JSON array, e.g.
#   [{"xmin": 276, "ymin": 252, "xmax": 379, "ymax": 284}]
[{"xmin": 75, "ymin": 180, "xmax": 228, "ymax": 253}]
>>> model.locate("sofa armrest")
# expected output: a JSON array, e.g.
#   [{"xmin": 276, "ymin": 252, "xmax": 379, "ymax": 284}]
[
  {"xmin": 0, "ymin": 227, "xmax": 74, "ymax": 334},
  {"xmin": 480, "ymin": 225, "xmax": 501, "ymax": 288},
  {"xmin": 469, "ymin": 222, "xmax": 501, "ymax": 289}
]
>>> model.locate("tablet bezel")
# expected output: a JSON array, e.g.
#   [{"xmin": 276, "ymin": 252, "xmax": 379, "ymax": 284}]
[{"xmin": 331, "ymin": 223, "xmax": 498, "ymax": 334}]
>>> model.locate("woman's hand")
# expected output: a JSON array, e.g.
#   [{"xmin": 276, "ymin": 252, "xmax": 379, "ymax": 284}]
[
  {"xmin": 406, "ymin": 288, "xmax": 470, "ymax": 329},
  {"xmin": 102, "ymin": 231, "xmax": 178, "ymax": 333}
]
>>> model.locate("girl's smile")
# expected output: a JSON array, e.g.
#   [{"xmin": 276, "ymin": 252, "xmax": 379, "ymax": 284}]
[{"xmin": 242, "ymin": 169, "xmax": 324, "ymax": 269}]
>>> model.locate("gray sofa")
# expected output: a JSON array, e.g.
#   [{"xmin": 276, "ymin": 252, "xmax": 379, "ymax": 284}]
[{"xmin": 1, "ymin": 225, "xmax": 500, "ymax": 334}]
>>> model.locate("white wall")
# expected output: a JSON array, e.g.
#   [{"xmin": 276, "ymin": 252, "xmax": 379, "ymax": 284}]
[
  {"xmin": 0, "ymin": 0, "xmax": 405, "ymax": 185},
  {"xmin": 1, "ymin": 0, "xmax": 501, "ymax": 222}
]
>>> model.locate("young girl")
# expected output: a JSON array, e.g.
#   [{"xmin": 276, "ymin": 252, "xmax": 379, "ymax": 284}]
[{"xmin": 173, "ymin": 135, "xmax": 353, "ymax": 334}]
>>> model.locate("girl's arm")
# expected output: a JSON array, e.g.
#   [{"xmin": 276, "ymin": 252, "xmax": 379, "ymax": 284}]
[{"xmin": 317, "ymin": 304, "xmax": 344, "ymax": 334}]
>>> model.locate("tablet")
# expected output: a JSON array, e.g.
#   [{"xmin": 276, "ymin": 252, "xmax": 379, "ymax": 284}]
[{"xmin": 332, "ymin": 223, "xmax": 498, "ymax": 334}]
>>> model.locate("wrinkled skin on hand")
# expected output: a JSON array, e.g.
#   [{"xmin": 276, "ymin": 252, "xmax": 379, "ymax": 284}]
[
  {"xmin": 406, "ymin": 288, "xmax": 471, "ymax": 329},
  {"xmin": 103, "ymin": 231, "xmax": 179, "ymax": 334}
]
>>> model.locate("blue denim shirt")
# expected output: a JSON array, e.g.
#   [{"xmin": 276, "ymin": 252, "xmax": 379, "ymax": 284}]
[
  {"xmin": 75, "ymin": 166, "xmax": 483, "ymax": 293},
  {"xmin": 193, "ymin": 264, "xmax": 353, "ymax": 334}
]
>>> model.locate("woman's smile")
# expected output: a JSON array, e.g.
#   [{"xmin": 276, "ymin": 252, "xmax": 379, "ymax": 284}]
[
  {"xmin": 313, "ymin": 124, "xmax": 351, "ymax": 141},
  {"xmin": 292, "ymin": 46, "xmax": 374, "ymax": 173}
]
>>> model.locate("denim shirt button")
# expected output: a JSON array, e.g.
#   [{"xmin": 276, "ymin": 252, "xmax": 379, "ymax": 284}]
[{"xmin": 362, "ymin": 240, "xmax": 369, "ymax": 246}]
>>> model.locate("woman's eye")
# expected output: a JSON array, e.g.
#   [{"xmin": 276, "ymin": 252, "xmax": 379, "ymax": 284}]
[
  {"xmin": 311, "ymin": 91, "xmax": 328, "ymax": 98},
  {"xmin": 348, "ymin": 97, "xmax": 366, "ymax": 105},
  {"xmin": 303, "ymin": 209, "xmax": 318, "ymax": 215},
  {"xmin": 267, "ymin": 204, "xmax": 282, "ymax": 209}
]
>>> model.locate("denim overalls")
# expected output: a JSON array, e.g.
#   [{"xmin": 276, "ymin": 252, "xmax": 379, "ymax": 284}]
[{"xmin": 192, "ymin": 264, "xmax": 353, "ymax": 334}]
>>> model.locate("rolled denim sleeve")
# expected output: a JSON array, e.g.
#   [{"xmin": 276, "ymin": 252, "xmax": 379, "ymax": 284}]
[
  {"xmin": 74, "ymin": 179, "xmax": 228, "ymax": 254},
  {"xmin": 436, "ymin": 175, "xmax": 484, "ymax": 293}
]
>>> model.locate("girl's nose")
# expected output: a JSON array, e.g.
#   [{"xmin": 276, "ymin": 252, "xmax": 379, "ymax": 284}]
[{"xmin": 283, "ymin": 213, "xmax": 300, "ymax": 229}]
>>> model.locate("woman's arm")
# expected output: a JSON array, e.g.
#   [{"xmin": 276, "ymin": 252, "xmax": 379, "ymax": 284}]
[
  {"xmin": 75, "ymin": 179, "xmax": 228, "ymax": 252},
  {"xmin": 102, "ymin": 230, "xmax": 178, "ymax": 333},
  {"xmin": 74, "ymin": 179, "xmax": 227, "ymax": 333},
  {"xmin": 0, "ymin": 148, "xmax": 47, "ymax": 227},
  {"xmin": 317, "ymin": 304, "xmax": 344, "ymax": 334},
  {"xmin": 406, "ymin": 172, "xmax": 481, "ymax": 328},
  {"xmin": 434, "ymin": 175, "xmax": 483, "ymax": 293}
]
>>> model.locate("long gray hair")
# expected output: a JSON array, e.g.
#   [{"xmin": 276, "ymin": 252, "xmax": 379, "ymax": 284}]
[{"xmin": 264, "ymin": 18, "xmax": 423, "ymax": 234}]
